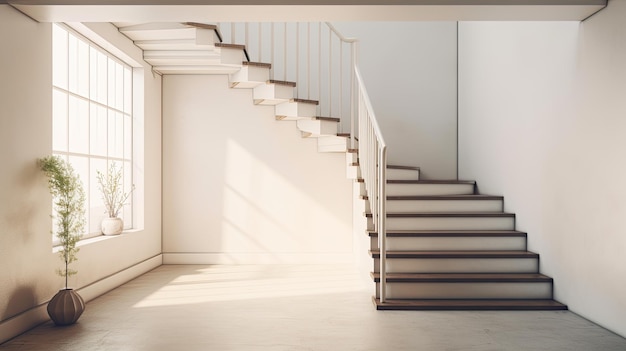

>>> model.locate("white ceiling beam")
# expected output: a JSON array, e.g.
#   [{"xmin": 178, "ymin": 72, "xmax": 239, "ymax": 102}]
[{"xmin": 9, "ymin": 1, "xmax": 606, "ymax": 22}]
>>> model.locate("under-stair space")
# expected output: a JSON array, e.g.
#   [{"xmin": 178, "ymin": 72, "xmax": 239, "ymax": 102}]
[{"xmin": 117, "ymin": 21, "xmax": 565, "ymax": 312}]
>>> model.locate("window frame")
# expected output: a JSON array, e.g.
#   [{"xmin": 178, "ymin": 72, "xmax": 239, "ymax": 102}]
[{"xmin": 52, "ymin": 23, "xmax": 135, "ymax": 244}]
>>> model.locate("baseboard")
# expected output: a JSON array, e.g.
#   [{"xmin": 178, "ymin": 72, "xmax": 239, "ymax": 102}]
[
  {"xmin": 0, "ymin": 254, "xmax": 162, "ymax": 345},
  {"xmin": 162, "ymin": 252, "xmax": 356, "ymax": 265}
]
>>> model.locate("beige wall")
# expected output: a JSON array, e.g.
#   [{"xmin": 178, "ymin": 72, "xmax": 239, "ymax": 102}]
[
  {"xmin": 162, "ymin": 75, "xmax": 354, "ymax": 264},
  {"xmin": 333, "ymin": 22, "xmax": 458, "ymax": 179},
  {"xmin": 459, "ymin": 1, "xmax": 626, "ymax": 337},
  {"xmin": 0, "ymin": 5, "xmax": 162, "ymax": 343}
]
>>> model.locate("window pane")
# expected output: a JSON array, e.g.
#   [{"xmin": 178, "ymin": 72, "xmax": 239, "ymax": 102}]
[
  {"xmin": 108, "ymin": 58, "xmax": 117, "ymax": 109},
  {"xmin": 115, "ymin": 63, "xmax": 124, "ymax": 111},
  {"xmin": 52, "ymin": 90, "xmax": 68, "ymax": 152},
  {"xmin": 68, "ymin": 155, "xmax": 90, "ymax": 235},
  {"xmin": 124, "ymin": 114, "xmax": 132, "ymax": 159},
  {"xmin": 124, "ymin": 67, "xmax": 132, "ymax": 114},
  {"xmin": 96, "ymin": 51, "xmax": 108, "ymax": 105},
  {"xmin": 68, "ymin": 96, "xmax": 89, "ymax": 154},
  {"xmin": 122, "ymin": 161, "xmax": 133, "ymax": 228},
  {"xmin": 68, "ymin": 34, "xmax": 78, "ymax": 94},
  {"xmin": 90, "ymin": 158, "xmax": 107, "ymax": 234},
  {"xmin": 108, "ymin": 111, "xmax": 124, "ymax": 158},
  {"xmin": 77, "ymin": 39, "xmax": 90, "ymax": 97},
  {"xmin": 52, "ymin": 24, "xmax": 68, "ymax": 90},
  {"xmin": 90, "ymin": 103, "xmax": 108, "ymax": 157}
]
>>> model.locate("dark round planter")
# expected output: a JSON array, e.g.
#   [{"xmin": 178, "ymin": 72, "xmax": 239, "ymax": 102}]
[{"xmin": 47, "ymin": 289, "xmax": 85, "ymax": 326}]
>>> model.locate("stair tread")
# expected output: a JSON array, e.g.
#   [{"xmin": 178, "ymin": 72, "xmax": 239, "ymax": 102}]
[
  {"xmin": 370, "ymin": 272, "xmax": 552, "ymax": 282},
  {"xmin": 183, "ymin": 22, "xmax": 218, "ymax": 30},
  {"xmin": 365, "ymin": 212, "xmax": 515, "ymax": 218},
  {"xmin": 373, "ymin": 298, "xmax": 567, "ymax": 310},
  {"xmin": 242, "ymin": 61, "xmax": 271, "ymax": 68},
  {"xmin": 290, "ymin": 98, "xmax": 319, "ymax": 105},
  {"xmin": 369, "ymin": 250, "xmax": 538, "ymax": 258},
  {"xmin": 215, "ymin": 42, "xmax": 246, "ymax": 50},
  {"xmin": 267, "ymin": 79, "xmax": 297, "ymax": 87},
  {"xmin": 387, "ymin": 165, "xmax": 421, "ymax": 171},
  {"xmin": 388, "ymin": 179, "xmax": 476, "ymax": 184},
  {"xmin": 368, "ymin": 230, "xmax": 527, "ymax": 237},
  {"xmin": 347, "ymin": 148, "xmax": 358, "ymax": 153},
  {"xmin": 312, "ymin": 116, "xmax": 340, "ymax": 122},
  {"xmin": 361, "ymin": 194, "xmax": 503, "ymax": 201},
  {"xmin": 337, "ymin": 133, "xmax": 350, "ymax": 137}
]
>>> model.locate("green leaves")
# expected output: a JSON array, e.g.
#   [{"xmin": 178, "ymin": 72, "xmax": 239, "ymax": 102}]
[{"xmin": 38, "ymin": 156, "xmax": 86, "ymax": 286}]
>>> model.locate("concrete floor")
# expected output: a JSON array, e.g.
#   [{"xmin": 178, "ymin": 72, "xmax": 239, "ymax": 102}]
[{"xmin": 1, "ymin": 264, "xmax": 625, "ymax": 351}]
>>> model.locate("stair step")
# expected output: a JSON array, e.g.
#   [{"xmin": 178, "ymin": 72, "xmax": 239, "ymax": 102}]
[
  {"xmin": 371, "ymin": 250, "xmax": 538, "ymax": 273},
  {"xmin": 371, "ymin": 273, "xmax": 553, "ymax": 299},
  {"xmin": 368, "ymin": 230, "xmax": 527, "ymax": 251},
  {"xmin": 275, "ymin": 99, "xmax": 319, "ymax": 120},
  {"xmin": 299, "ymin": 117, "xmax": 340, "ymax": 138},
  {"xmin": 215, "ymin": 42, "xmax": 246, "ymax": 50},
  {"xmin": 366, "ymin": 212, "xmax": 515, "ymax": 231},
  {"xmin": 370, "ymin": 250, "xmax": 537, "ymax": 259},
  {"xmin": 317, "ymin": 135, "xmax": 349, "ymax": 153},
  {"xmin": 371, "ymin": 272, "xmax": 551, "ymax": 283},
  {"xmin": 362, "ymin": 194, "xmax": 503, "ymax": 213},
  {"xmin": 253, "ymin": 80, "xmax": 295, "ymax": 105},
  {"xmin": 229, "ymin": 61, "xmax": 271, "ymax": 88},
  {"xmin": 387, "ymin": 180, "xmax": 476, "ymax": 196},
  {"xmin": 372, "ymin": 298, "xmax": 568, "ymax": 311},
  {"xmin": 387, "ymin": 165, "xmax": 421, "ymax": 180}
]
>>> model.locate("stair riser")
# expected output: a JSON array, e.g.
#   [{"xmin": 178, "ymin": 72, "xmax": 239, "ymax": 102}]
[
  {"xmin": 347, "ymin": 165, "xmax": 360, "ymax": 179},
  {"xmin": 230, "ymin": 66, "xmax": 270, "ymax": 88},
  {"xmin": 317, "ymin": 136, "xmax": 348, "ymax": 153},
  {"xmin": 375, "ymin": 282, "xmax": 552, "ymax": 299},
  {"xmin": 275, "ymin": 102, "xmax": 317, "ymax": 120},
  {"xmin": 387, "ymin": 168, "xmax": 420, "ymax": 180},
  {"xmin": 373, "ymin": 258, "xmax": 538, "ymax": 273},
  {"xmin": 219, "ymin": 47, "xmax": 245, "ymax": 65},
  {"xmin": 346, "ymin": 152, "xmax": 358, "ymax": 165},
  {"xmin": 370, "ymin": 236, "xmax": 526, "ymax": 251},
  {"xmin": 382, "ymin": 199, "xmax": 503, "ymax": 213},
  {"xmin": 253, "ymin": 84, "xmax": 294, "ymax": 105},
  {"xmin": 387, "ymin": 183, "xmax": 474, "ymax": 196},
  {"xmin": 297, "ymin": 119, "xmax": 338, "ymax": 137},
  {"xmin": 367, "ymin": 217, "xmax": 515, "ymax": 231}
]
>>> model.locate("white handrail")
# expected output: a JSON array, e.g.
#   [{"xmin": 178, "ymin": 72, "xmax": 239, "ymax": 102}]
[{"xmin": 354, "ymin": 67, "xmax": 388, "ymax": 303}]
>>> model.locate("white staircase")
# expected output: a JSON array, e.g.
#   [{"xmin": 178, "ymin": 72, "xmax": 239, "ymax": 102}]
[{"xmin": 117, "ymin": 21, "xmax": 566, "ymax": 311}]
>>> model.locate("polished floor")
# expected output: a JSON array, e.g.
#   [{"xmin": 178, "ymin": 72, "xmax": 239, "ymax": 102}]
[{"xmin": 2, "ymin": 264, "xmax": 626, "ymax": 351}]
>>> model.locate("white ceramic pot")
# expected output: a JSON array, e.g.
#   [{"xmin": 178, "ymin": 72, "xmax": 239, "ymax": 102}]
[{"xmin": 101, "ymin": 217, "xmax": 123, "ymax": 235}]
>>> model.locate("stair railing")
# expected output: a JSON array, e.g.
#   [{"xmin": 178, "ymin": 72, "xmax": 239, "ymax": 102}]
[
  {"xmin": 354, "ymin": 67, "xmax": 388, "ymax": 303},
  {"xmin": 216, "ymin": 22, "xmax": 356, "ymax": 134},
  {"xmin": 217, "ymin": 22, "xmax": 388, "ymax": 302}
]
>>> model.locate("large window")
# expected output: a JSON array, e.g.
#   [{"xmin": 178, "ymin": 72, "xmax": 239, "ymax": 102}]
[{"xmin": 52, "ymin": 23, "xmax": 134, "ymax": 240}]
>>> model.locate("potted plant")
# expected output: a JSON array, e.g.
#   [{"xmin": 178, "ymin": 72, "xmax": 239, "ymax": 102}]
[
  {"xmin": 96, "ymin": 162, "xmax": 134, "ymax": 235},
  {"xmin": 38, "ymin": 155, "xmax": 86, "ymax": 326}
]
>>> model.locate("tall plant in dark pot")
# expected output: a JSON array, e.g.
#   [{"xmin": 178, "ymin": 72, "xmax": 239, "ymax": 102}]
[{"xmin": 39, "ymin": 155, "xmax": 86, "ymax": 326}]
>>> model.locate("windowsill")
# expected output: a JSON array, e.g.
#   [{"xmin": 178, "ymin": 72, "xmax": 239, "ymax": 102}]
[{"xmin": 53, "ymin": 228, "xmax": 143, "ymax": 252}]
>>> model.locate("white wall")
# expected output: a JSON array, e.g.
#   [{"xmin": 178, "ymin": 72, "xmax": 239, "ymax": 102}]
[
  {"xmin": 332, "ymin": 22, "xmax": 458, "ymax": 179},
  {"xmin": 458, "ymin": 1, "xmax": 626, "ymax": 337},
  {"xmin": 162, "ymin": 75, "xmax": 353, "ymax": 264},
  {"xmin": 0, "ymin": 5, "xmax": 162, "ymax": 343}
]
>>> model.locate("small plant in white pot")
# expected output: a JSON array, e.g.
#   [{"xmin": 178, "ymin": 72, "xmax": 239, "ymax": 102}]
[{"xmin": 96, "ymin": 162, "xmax": 134, "ymax": 235}]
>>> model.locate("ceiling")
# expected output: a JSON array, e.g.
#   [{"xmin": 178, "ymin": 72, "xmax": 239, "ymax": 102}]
[{"xmin": 9, "ymin": 0, "xmax": 607, "ymax": 22}]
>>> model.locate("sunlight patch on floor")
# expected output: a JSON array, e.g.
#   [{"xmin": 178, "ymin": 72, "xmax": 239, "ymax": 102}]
[{"xmin": 132, "ymin": 264, "xmax": 368, "ymax": 308}]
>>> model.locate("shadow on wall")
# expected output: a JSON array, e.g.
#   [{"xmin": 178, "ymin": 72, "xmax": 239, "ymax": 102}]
[
  {"xmin": 162, "ymin": 74, "xmax": 353, "ymax": 259},
  {"xmin": 2, "ymin": 286, "xmax": 37, "ymax": 321}
]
